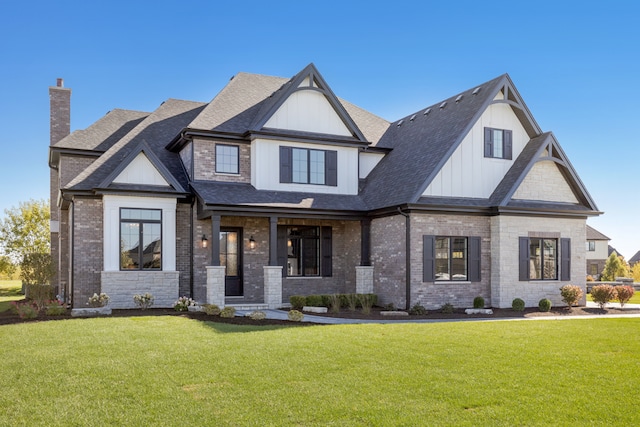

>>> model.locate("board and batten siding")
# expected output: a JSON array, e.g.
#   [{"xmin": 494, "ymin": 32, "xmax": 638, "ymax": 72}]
[
  {"xmin": 264, "ymin": 89, "xmax": 352, "ymax": 136},
  {"xmin": 423, "ymin": 92, "xmax": 529, "ymax": 198},
  {"xmin": 112, "ymin": 152, "xmax": 169, "ymax": 186},
  {"xmin": 251, "ymin": 138, "xmax": 359, "ymax": 195},
  {"xmin": 359, "ymin": 151, "xmax": 385, "ymax": 179}
]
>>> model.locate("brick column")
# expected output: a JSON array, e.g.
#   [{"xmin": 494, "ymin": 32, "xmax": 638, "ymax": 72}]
[
  {"xmin": 206, "ymin": 266, "xmax": 226, "ymax": 307},
  {"xmin": 263, "ymin": 266, "xmax": 283, "ymax": 309},
  {"xmin": 355, "ymin": 266, "xmax": 374, "ymax": 294}
]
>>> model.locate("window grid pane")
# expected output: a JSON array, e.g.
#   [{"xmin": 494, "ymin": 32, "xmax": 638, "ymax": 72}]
[
  {"xmin": 216, "ymin": 145, "xmax": 239, "ymax": 174},
  {"xmin": 493, "ymin": 129, "xmax": 503, "ymax": 158},
  {"xmin": 309, "ymin": 150, "xmax": 325, "ymax": 184},
  {"xmin": 292, "ymin": 148, "xmax": 308, "ymax": 183}
]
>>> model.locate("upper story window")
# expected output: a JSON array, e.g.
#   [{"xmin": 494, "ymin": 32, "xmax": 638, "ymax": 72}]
[
  {"xmin": 484, "ymin": 127, "xmax": 512, "ymax": 160},
  {"xmin": 280, "ymin": 146, "xmax": 337, "ymax": 186},
  {"xmin": 120, "ymin": 208, "xmax": 162, "ymax": 270},
  {"xmin": 215, "ymin": 144, "xmax": 239, "ymax": 174},
  {"xmin": 587, "ymin": 241, "xmax": 596, "ymax": 251}
]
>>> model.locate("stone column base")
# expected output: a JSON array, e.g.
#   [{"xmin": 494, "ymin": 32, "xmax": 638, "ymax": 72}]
[
  {"xmin": 355, "ymin": 266, "xmax": 374, "ymax": 294},
  {"xmin": 264, "ymin": 266, "xmax": 283, "ymax": 309},
  {"xmin": 206, "ymin": 266, "xmax": 226, "ymax": 307}
]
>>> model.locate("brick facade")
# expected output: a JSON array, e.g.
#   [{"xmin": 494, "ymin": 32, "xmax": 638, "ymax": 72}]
[
  {"xmin": 192, "ymin": 138, "xmax": 251, "ymax": 183},
  {"xmin": 370, "ymin": 215, "xmax": 407, "ymax": 308},
  {"xmin": 71, "ymin": 197, "xmax": 103, "ymax": 306},
  {"xmin": 175, "ymin": 202, "xmax": 192, "ymax": 296}
]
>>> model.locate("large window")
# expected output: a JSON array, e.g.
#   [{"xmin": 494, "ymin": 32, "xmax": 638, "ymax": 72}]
[
  {"xmin": 216, "ymin": 144, "xmax": 239, "ymax": 174},
  {"xmin": 528, "ymin": 238, "xmax": 557, "ymax": 280},
  {"xmin": 435, "ymin": 237, "xmax": 468, "ymax": 281},
  {"xmin": 484, "ymin": 127, "xmax": 512, "ymax": 160},
  {"xmin": 120, "ymin": 208, "xmax": 162, "ymax": 270},
  {"xmin": 279, "ymin": 146, "xmax": 337, "ymax": 186}
]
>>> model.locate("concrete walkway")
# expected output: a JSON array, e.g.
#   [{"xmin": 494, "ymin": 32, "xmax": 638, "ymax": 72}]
[{"xmin": 236, "ymin": 302, "xmax": 640, "ymax": 325}]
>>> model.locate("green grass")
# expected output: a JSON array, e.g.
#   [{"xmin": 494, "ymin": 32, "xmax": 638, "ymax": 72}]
[
  {"xmin": 2, "ymin": 317, "xmax": 640, "ymax": 425},
  {"xmin": 0, "ymin": 280, "xmax": 23, "ymax": 312}
]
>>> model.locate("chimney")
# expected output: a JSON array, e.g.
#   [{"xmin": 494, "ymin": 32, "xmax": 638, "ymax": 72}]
[{"xmin": 49, "ymin": 78, "xmax": 71, "ymax": 146}]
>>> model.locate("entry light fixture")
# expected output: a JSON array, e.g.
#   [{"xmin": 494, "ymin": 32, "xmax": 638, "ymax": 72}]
[
  {"xmin": 249, "ymin": 236, "xmax": 256, "ymax": 250},
  {"xmin": 201, "ymin": 234, "xmax": 208, "ymax": 248}
]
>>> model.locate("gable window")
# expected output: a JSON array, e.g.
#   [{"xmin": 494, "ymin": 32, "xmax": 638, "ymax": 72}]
[
  {"xmin": 519, "ymin": 237, "xmax": 571, "ymax": 281},
  {"xmin": 280, "ymin": 146, "xmax": 337, "ymax": 186},
  {"xmin": 484, "ymin": 128, "xmax": 512, "ymax": 160},
  {"xmin": 277, "ymin": 225, "xmax": 332, "ymax": 277},
  {"xmin": 215, "ymin": 144, "xmax": 239, "ymax": 174},
  {"xmin": 423, "ymin": 235, "xmax": 481, "ymax": 282},
  {"xmin": 120, "ymin": 208, "xmax": 162, "ymax": 270},
  {"xmin": 587, "ymin": 241, "xmax": 596, "ymax": 251}
]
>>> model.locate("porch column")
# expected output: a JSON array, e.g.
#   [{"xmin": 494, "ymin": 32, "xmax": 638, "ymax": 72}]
[
  {"xmin": 269, "ymin": 216, "xmax": 278, "ymax": 266},
  {"xmin": 206, "ymin": 266, "xmax": 226, "ymax": 307},
  {"xmin": 210, "ymin": 214, "xmax": 220, "ymax": 266},
  {"xmin": 264, "ymin": 266, "xmax": 283, "ymax": 309}
]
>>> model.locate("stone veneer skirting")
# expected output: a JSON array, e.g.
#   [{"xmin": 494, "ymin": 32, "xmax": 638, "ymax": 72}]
[{"xmin": 101, "ymin": 271, "xmax": 179, "ymax": 309}]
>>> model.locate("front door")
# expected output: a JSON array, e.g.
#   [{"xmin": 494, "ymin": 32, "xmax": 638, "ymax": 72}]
[{"xmin": 220, "ymin": 228, "xmax": 243, "ymax": 296}]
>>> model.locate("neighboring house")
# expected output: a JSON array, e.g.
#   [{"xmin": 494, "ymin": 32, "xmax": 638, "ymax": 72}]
[
  {"xmin": 585, "ymin": 225, "xmax": 610, "ymax": 279},
  {"xmin": 48, "ymin": 64, "xmax": 601, "ymax": 310},
  {"xmin": 629, "ymin": 251, "xmax": 640, "ymax": 268},
  {"xmin": 608, "ymin": 245, "xmax": 624, "ymax": 260}
]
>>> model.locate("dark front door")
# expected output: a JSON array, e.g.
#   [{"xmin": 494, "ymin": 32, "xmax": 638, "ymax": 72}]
[{"xmin": 220, "ymin": 228, "xmax": 243, "ymax": 296}]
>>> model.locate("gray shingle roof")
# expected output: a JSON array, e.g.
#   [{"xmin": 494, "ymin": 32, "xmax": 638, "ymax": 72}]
[
  {"xmin": 629, "ymin": 250, "xmax": 640, "ymax": 265},
  {"xmin": 65, "ymin": 99, "xmax": 206, "ymax": 193},
  {"xmin": 586, "ymin": 225, "xmax": 610, "ymax": 240}
]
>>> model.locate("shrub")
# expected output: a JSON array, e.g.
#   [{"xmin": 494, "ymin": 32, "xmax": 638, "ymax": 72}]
[
  {"xmin": 247, "ymin": 310, "xmax": 266, "ymax": 320},
  {"xmin": 615, "ymin": 285, "xmax": 635, "ymax": 308},
  {"xmin": 173, "ymin": 296, "xmax": 196, "ymax": 312},
  {"xmin": 560, "ymin": 284, "xmax": 584, "ymax": 308},
  {"xmin": 289, "ymin": 295, "xmax": 306, "ymax": 310},
  {"xmin": 346, "ymin": 294, "xmax": 359, "ymax": 311},
  {"xmin": 288, "ymin": 309, "xmax": 304, "ymax": 322},
  {"xmin": 45, "ymin": 300, "xmax": 66, "ymax": 316},
  {"xmin": 473, "ymin": 296, "xmax": 485, "ymax": 309},
  {"xmin": 133, "ymin": 293, "xmax": 154, "ymax": 310},
  {"xmin": 409, "ymin": 304, "xmax": 428, "ymax": 315},
  {"xmin": 382, "ymin": 303, "xmax": 396, "ymax": 311},
  {"xmin": 440, "ymin": 303, "xmax": 454, "ymax": 314},
  {"xmin": 586, "ymin": 275, "xmax": 595, "ymax": 282},
  {"xmin": 338, "ymin": 294, "xmax": 350, "ymax": 308},
  {"xmin": 591, "ymin": 284, "xmax": 617, "ymax": 310},
  {"xmin": 328, "ymin": 294, "xmax": 341, "ymax": 313},
  {"xmin": 220, "ymin": 307, "xmax": 236, "ymax": 318},
  {"xmin": 512, "ymin": 298, "xmax": 525, "ymax": 311},
  {"xmin": 202, "ymin": 304, "xmax": 221, "ymax": 316},
  {"xmin": 538, "ymin": 298, "xmax": 552, "ymax": 312},
  {"xmin": 12, "ymin": 302, "xmax": 38, "ymax": 319},
  {"xmin": 25, "ymin": 284, "xmax": 56, "ymax": 310},
  {"xmin": 305, "ymin": 294, "xmax": 323, "ymax": 307},
  {"xmin": 359, "ymin": 294, "xmax": 376, "ymax": 315},
  {"xmin": 88, "ymin": 293, "xmax": 110, "ymax": 308},
  {"xmin": 320, "ymin": 295, "xmax": 332, "ymax": 308},
  {"xmin": 20, "ymin": 253, "xmax": 54, "ymax": 286}
]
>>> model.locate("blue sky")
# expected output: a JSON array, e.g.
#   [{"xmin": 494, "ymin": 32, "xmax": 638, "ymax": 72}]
[{"xmin": 0, "ymin": 0, "xmax": 638, "ymax": 259}]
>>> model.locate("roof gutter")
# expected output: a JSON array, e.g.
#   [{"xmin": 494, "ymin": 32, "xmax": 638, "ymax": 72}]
[{"xmin": 397, "ymin": 206, "xmax": 411, "ymax": 310}]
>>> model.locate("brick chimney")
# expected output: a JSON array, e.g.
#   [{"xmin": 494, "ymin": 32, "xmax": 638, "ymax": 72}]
[{"xmin": 49, "ymin": 78, "xmax": 71, "ymax": 146}]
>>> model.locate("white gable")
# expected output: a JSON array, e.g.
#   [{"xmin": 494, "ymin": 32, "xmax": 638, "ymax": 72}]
[
  {"xmin": 423, "ymin": 100, "xmax": 529, "ymax": 198},
  {"xmin": 113, "ymin": 152, "xmax": 170, "ymax": 186},
  {"xmin": 512, "ymin": 160, "xmax": 579, "ymax": 203},
  {"xmin": 264, "ymin": 89, "xmax": 352, "ymax": 136}
]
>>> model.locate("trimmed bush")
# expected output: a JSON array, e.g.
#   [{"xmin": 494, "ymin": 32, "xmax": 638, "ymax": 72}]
[
  {"xmin": 473, "ymin": 296, "xmax": 485, "ymax": 309},
  {"xmin": 591, "ymin": 284, "xmax": 617, "ymax": 310},
  {"xmin": 305, "ymin": 295, "xmax": 323, "ymax": 307},
  {"xmin": 320, "ymin": 295, "xmax": 332, "ymax": 308},
  {"xmin": 220, "ymin": 307, "xmax": 236, "ymax": 318},
  {"xmin": 560, "ymin": 284, "xmax": 584, "ymax": 308},
  {"xmin": 289, "ymin": 295, "xmax": 306, "ymax": 310},
  {"xmin": 409, "ymin": 304, "xmax": 428, "ymax": 315},
  {"xmin": 538, "ymin": 298, "xmax": 552, "ymax": 312},
  {"xmin": 12, "ymin": 302, "xmax": 38, "ymax": 319},
  {"xmin": 615, "ymin": 285, "xmax": 635, "ymax": 308},
  {"xmin": 512, "ymin": 298, "xmax": 525, "ymax": 311},
  {"xmin": 382, "ymin": 303, "xmax": 396, "ymax": 311},
  {"xmin": 288, "ymin": 310, "xmax": 304, "ymax": 322},
  {"xmin": 25, "ymin": 284, "xmax": 55, "ymax": 311},
  {"xmin": 45, "ymin": 300, "xmax": 66, "ymax": 316},
  {"xmin": 133, "ymin": 293, "xmax": 154, "ymax": 310},
  {"xmin": 248, "ymin": 310, "xmax": 266, "ymax": 320},
  {"xmin": 202, "ymin": 304, "xmax": 221, "ymax": 316},
  {"xmin": 440, "ymin": 303, "xmax": 454, "ymax": 314}
]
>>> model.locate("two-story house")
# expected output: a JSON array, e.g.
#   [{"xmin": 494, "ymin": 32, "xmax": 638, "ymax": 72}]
[
  {"xmin": 585, "ymin": 225, "xmax": 610, "ymax": 279},
  {"xmin": 49, "ymin": 64, "xmax": 600, "ymax": 310}
]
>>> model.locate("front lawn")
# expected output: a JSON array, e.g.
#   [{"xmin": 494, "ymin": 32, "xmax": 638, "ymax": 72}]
[
  {"xmin": 0, "ymin": 280, "xmax": 22, "ymax": 313},
  {"xmin": 2, "ymin": 316, "xmax": 639, "ymax": 425}
]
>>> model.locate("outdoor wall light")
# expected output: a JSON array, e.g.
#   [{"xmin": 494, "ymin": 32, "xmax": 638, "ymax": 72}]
[
  {"xmin": 249, "ymin": 236, "xmax": 256, "ymax": 250},
  {"xmin": 201, "ymin": 234, "xmax": 208, "ymax": 248}
]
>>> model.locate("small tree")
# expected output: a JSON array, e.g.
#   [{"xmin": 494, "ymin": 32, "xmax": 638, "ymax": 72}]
[
  {"xmin": 631, "ymin": 263, "xmax": 640, "ymax": 283},
  {"xmin": 590, "ymin": 284, "xmax": 617, "ymax": 310},
  {"xmin": 600, "ymin": 252, "xmax": 630, "ymax": 281},
  {"xmin": 615, "ymin": 285, "xmax": 635, "ymax": 308},
  {"xmin": 560, "ymin": 284, "xmax": 584, "ymax": 308}
]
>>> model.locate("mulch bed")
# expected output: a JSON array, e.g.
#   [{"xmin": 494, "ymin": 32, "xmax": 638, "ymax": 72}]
[{"xmin": 3, "ymin": 304, "xmax": 640, "ymax": 327}]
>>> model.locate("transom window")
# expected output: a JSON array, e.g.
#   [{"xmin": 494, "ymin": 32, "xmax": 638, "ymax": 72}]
[
  {"xmin": 120, "ymin": 208, "xmax": 162, "ymax": 270},
  {"xmin": 292, "ymin": 148, "xmax": 325, "ymax": 184},
  {"xmin": 435, "ymin": 237, "xmax": 468, "ymax": 281},
  {"xmin": 215, "ymin": 144, "xmax": 239, "ymax": 174},
  {"xmin": 528, "ymin": 238, "xmax": 557, "ymax": 280},
  {"xmin": 287, "ymin": 226, "xmax": 320, "ymax": 276},
  {"xmin": 484, "ymin": 127, "xmax": 512, "ymax": 160}
]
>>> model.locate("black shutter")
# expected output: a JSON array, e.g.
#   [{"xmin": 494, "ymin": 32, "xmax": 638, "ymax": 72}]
[
  {"xmin": 325, "ymin": 150, "xmax": 337, "ymax": 186},
  {"xmin": 321, "ymin": 226, "xmax": 332, "ymax": 277},
  {"xmin": 277, "ymin": 226, "xmax": 288, "ymax": 277},
  {"xmin": 423, "ymin": 235, "xmax": 435, "ymax": 282},
  {"xmin": 504, "ymin": 130, "xmax": 513, "ymax": 160},
  {"xmin": 484, "ymin": 128, "xmax": 493, "ymax": 158},
  {"xmin": 519, "ymin": 237, "xmax": 529, "ymax": 281},
  {"xmin": 279, "ymin": 146, "xmax": 292, "ymax": 183},
  {"xmin": 561, "ymin": 238, "xmax": 571, "ymax": 281},
  {"xmin": 468, "ymin": 236, "xmax": 481, "ymax": 282}
]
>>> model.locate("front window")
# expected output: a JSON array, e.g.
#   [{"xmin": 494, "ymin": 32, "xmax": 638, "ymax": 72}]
[
  {"xmin": 484, "ymin": 127, "xmax": 512, "ymax": 160},
  {"xmin": 292, "ymin": 148, "xmax": 325, "ymax": 184},
  {"xmin": 587, "ymin": 241, "xmax": 596, "ymax": 251},
  {"xmin": 435, "ymin": 237, "xmax": 468, "ymax": 281},
  {"xmin": 529, "ymin": 238, "xmax": 557, "ymax": 280},
  {"xmin": 216, "ymin": 144, "xmax": 239, "ymax": 174},
  {"xmin": 120, "ymin": 208, "xmax": 162, "ymax": 270},
  {"xmin": 287, "ymin": 226, "xmax": 319, "ymax": 276}
]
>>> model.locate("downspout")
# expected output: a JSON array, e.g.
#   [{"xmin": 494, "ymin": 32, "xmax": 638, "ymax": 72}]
[
  {"xmin": 397, "ymin": 206, "xmax": 411, "ymax": 310},
  {"xmin": 69, "ymin": 200, "xmax": 75, "ymax": 308}
]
